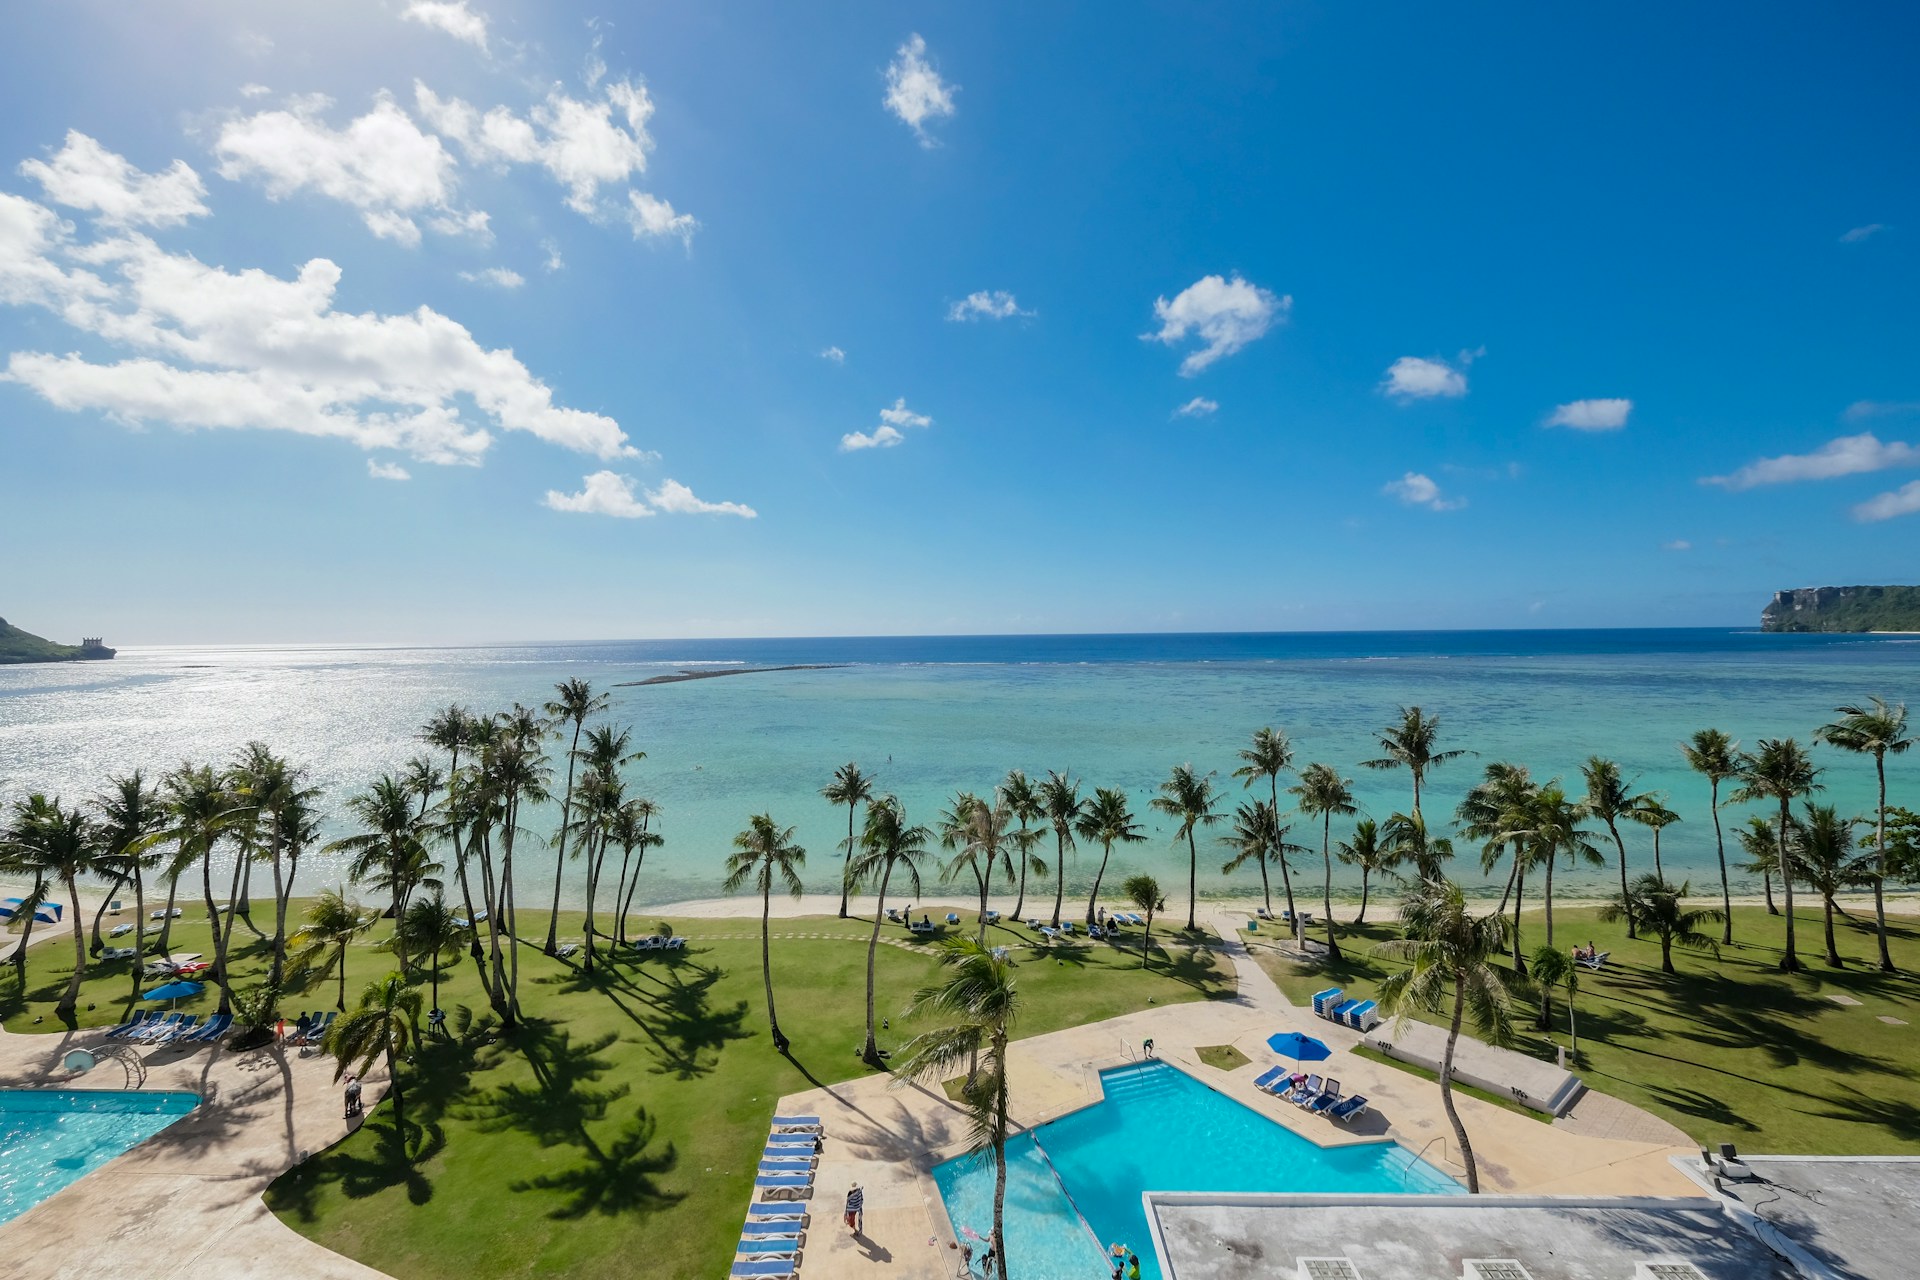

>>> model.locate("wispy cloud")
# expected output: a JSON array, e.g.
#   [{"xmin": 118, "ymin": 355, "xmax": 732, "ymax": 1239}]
[
  {"xmin": 947, "ymin": 290, "xmax": 1031, "ymax": 322},
  {"xmin": 884, "ymin": 34, "xmax": 957, "ymax": 146},
  {"xmin": 820, "ymin": 346, "xmax": 846, "ymax": 364},
  {"xmin": 1144, "ymin": 273, "xmax": 1288, "ymax": 376},
  {"xmin": 1844, "ymin": 400, "xmax": 1920, "ymax": 422},
  {"xmin": 1703, "ymin": 432, "xmax": 1920, "ymax": 491},
  {"xmin": 1383, "ymin": 472, "xmax": 1465, "ymax": 511},
  {"xmin": 1854, "ymin": 480, "xmax": 1920, "ymax": 522},
  {"xmin": 540, "ymin": 238, "xmax": 564, "ymax": 273},
  {"xmin": 459, "ymin": 266, "xmax": 524, "ymax": 289},
  {"xmin": 1544, "ymin": 398, "xmax": 1632, "ymax": 431},
  {"xmin": 542, "ymin": 472, "xmax": 755, "ymax": 519},
  {"xmin": 1381, "ymin": 354, "xmax": 1468, "ymax": 401},
  {"xmin": 402, "ymin": 1, "xmax": 490, "ymax": 54},
  {"xmin": 627, "ymin": 191, "xmax": 696, "ymax": 246},
  {"xmin": 646, "ymin": 478, "xmax": 756, "ymax": 517},
  {"xmin": 841, "ymin": 397, "xmax": 932, "ymax": 452},
  {"xmin": 367, "ymin": 459, "xmax": 411, "ymax": 481},
  {"xmin": 20, "ymin": 130, "xmax": 209, "ymax": 229},
  {"xmin": 1661, "ymin": 539, "xmax": 1691, "ymax": 552},
  {"xmin": 1840, "ymin": 223, "xmax": 1887, "ymax": 244},
  {"xmin": 1173, "ymin": 396, "xmax": 1218, "ymax": 419}
]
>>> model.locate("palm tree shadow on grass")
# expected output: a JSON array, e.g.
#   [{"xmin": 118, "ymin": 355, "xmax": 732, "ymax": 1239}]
[{"xmin": 585, "ymin": 952, "xmax": 752, "ymax": 1080}]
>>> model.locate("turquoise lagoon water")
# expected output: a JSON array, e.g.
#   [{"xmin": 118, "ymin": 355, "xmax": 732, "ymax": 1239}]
[
  {"xmin": 0, "ymin": 1089, "xmax": 199, "ymax": 1224},
  {"xmin": 931, "ymin": 1060, "xmax": 1458, "ymax": 1280},
  {"xmin": 0, "ymin": 630, "xmax": 1911, "ymax": 905}
]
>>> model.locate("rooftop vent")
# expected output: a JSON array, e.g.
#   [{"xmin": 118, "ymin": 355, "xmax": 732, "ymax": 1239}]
[
  {"xmin": 1635, "ymin": 1264, "xmax": 1709, "ymax": 1280},
  {"xmin": 1298, "ymin": 1260, "xmax": 1363, "ymax": 1280},
  {"xmin": 1464, "ymin": 1262, "xmax": 1537, "ymax": 1280}
]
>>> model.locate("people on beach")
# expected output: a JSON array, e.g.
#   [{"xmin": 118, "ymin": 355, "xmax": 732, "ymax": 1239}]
[{"xmin": 844, "ymin": 1182, "xmax": 864, "ymax": 1233}]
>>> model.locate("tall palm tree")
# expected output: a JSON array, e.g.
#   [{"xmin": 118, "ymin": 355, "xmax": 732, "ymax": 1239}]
[
  {"xmin": 1789, "ymin": 804, "xmax": 1868, "ymax": 968},
  {"xmin": 1524, "ymin": 785, "xmax": 1602, "ymax": 949},
  {"xmin": 1682, "ymin": 729, "xmax": 1741, "ymax": 944},
  {"xmin": 393, "ymin": 893, "xmax": 470, "ymax": 1022},
  {"xmin": 1737, "ymin": 816, "xmax": 1782, "ymax": 916},
  {"xmin": 1233, "ymin": 727, "xmax": 1298, "ymax": 916},
  {"xmin": 1528, "ymin": 944, "xmax": 1580, "ymax": 1054},
  {"xmin": 1380, "ymin": 811, "xmax": 1455, "ymax": 885},
  {"xmin": 1037, "ymin": 772, "xmax": 1085, "ymax": 929},
  {"xmin": 1580, "ymin": 757, "xmax": 1643, "ymax": 939},
  {"xmin": 1077, "ymin": 787, "xmax": 1146, "ymax": 926},
  {"xmin": 610, "ymin": 797, "xmax": 661, "ymax": 946},
  {"xmin": 725, "ymin": 814, "xmax": 807, "ymax": 1055},
  {"xmin": 157, "ymin": 761, "xmax": 236, "ymax": 964},
  {"xmin": 402, "ymin": 756, "xmax": 446, "ymax": 823},
  {"xmin": 951, "ymin": 793, "xmax": 1017, "ymax": 943},
  {"xmin": 848, "ymin": 797, "xmax": 928, "ymax": 1065},
  {"xmin": 1336, "ymin": 818, "xmax": 1400, "ymax": 925},
  {"xmin": 1456, "ymin": 762, "xmax": 1538, "ymax": 971},
  {"xmin": 326, "ymin": 775, "xmax": 433, "ymax": 970},
  {"xmin": 1001, "ymin": 770, "xmax": 1043, "ymax": 920},
  {"xmin": 573, "ymin": 724, "xmax": 643, "ymax": 960},
  {"xmin": 91, "ymin": 771, "xmax": 164, "ymax": 995},
  {"xmin": 1152, "ymin": 764, "xmax": 1222, "ymax": 932},
  {"xmin": 327, "ymin": 973, "xmax": 422, "ymax": 1139},
  {"xmin": 484, "ymin": 708, "xmax": 553, "ymax": 1026},
  {"xmin": 1373, "ymin": 878, "xmax": 1512, "ymax": 1193},
  {"xmin": 542, "ymin": 679, "xmax": 610, "ymax": 955},
  {"xmin": 2, "ymin": 795, "xmax": 99, "ymax": 1017},
  {"xmin": 892, "ymin": 938, "xmax": 1021, "ymax": 1280},
  {"xmin": 290, "ymin": 889, "xmax": 377, "ymax": 1010},
  {"xmin": 1220, "ymin": 801, "xmax": 1281, "ymax": 913},
  {"xmin": 1730, "ymin": 738, "xmax": 1822, "ymax": 972},
  {"xmin": 1290, "ymin": 763, "xmax": 1357, "ymax": 960},
  {"xmin": 1817, "ymin": 698, "xmax": 1910, "ymax": 972},
  {"xmin": 1600, "ymin": 874, "xmax": 1724, "ymax": 975},
  {"xmin": 822, "ymin": 762, "xmax": 877, "ymax": 919},
  {"xmin": 1362, "ymin": 706, "xmax": 1467, "ymax": 819},
  {"xmin": 1123, "ymin": 873, "xmax": 1165, "ymax": 968},
  {"xmin": 1628, "ymin": 796, "xmax": 1681, "ymax": 881}
]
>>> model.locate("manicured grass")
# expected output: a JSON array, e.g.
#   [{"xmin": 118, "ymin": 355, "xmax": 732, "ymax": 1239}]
[
  {"xmin": 4, "ymin": 903, "xmax": 1230, "ymax": 1278},
  {"xmin": 1250, "ymin": 904, "xmax": 1920, "ymax": 1155},
  {"xmin": 1197, "ymin": 1043, "xmax": 1252, "ymax": 1072},
  {"xmin": 1348, "ymin": 1045, "xmax": 1535, "ymax": 1118}
]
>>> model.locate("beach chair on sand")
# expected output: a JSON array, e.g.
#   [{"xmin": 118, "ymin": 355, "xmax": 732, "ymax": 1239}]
[
  {"xmin": 760, "ymin": 1152, "xmax": 816, "ymax": 1169},
  {"xmin": 297, "ymin": 1011, "xmax": 337, "ymax": 1051},
  {"xmin": 150, "ymin": 1015, "xmax": 200, "ymax": 1046},
  {"xmin": 1328, "ymin": 1094, "xmax": 1370, "ymax": 1124},
  {"xmin": 765, "ymin": 1132, "xmax": 818, "ymax": 1149}
]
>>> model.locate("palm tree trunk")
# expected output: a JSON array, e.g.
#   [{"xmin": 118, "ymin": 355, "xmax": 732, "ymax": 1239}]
[
  {"xmin": 1824, "ymin": 894, "xmax": 1841, "ymax": 967},
  {"xmin": 612, "ymin": 844, "xmax": 634, "ymax": 945},
  {"xmin": 1568, "ymin": 993, "xmax": 1578, "ymax": 1058},
  {"xmin": 1141, "ymin": 911, "xmax": 1153, "ymax": 969},
  {"xmin": 761, "ymin": 885, "xmax": 785, "ymax": 1053},
  {"xmin": 270, "ymin": 841, "xmax": 290, "ymax": 987},
  {"xmin": 1763, "ymin": 868, "xmax": 1778, "ymax": 914},
  {"xmin": 1778, "ymin": 798, "xmax": 1799, "ymax": 972},
  {"xmin": 1544, "ymin": 854, "xmax": 1556, "ymax": 948},
  {"xmin": 1320, "ymin": 815, "xmax": 1340, "ymax": 961},
  {"xmin": 862, "ymin": 860, "xmax": 895, "ymax": 1065},
  {"xmin": 1652, "ymin": 829, "xmax": 1663, "ymax": 881},
  {"xmin": 1609, "ymin": 822, "xmax": 1634, "ymax": 939},
  {"xmin": 1357, "ymin": 869, "xmax": 1371, "ymax": 925},
  {"xmin": 456, "ymin": 838, "xmax": 484, "ymax": 961},
  {"xmin": 336, "ymin": 946, "xmax": 349, "ymax": 1010},
  {"xmin": 544, "ymin": 720, "xmax": 585, "ymax": 955},
  {"xmin": 1050, "ymin": 832, "xmax": 1067, "ymax": 928},
  {"xmin": 1661, "ymin": 932, "xmax": 1674, "ymax": 975},
  {"xmin": 838, "ymin": 803, "xmax": 856, "ymax": 918},
  {"xmin": 1185, "ymin": 830, "xmax": 1199, "ymax": 932},
  {"xmin": 619, "ymin": 843, "xmax": 648, "ymax": 943},
  {"xmin": 1495, "ymin": 846, "xmax": 1518, "ymax": 916},
  {"xmin": 386, "ymin": 1039, "xmax": 404, "ymax": 1136},
  {"xmin": 977, "ymin": 866, "xmax": 991, "ymax": 946},
  {"xmin": 1873, "ymin": 755, "xmax": 1894, "ymax": 972},
  {"xmin": 88, "ymin": 871, "xmax": 128, "ymax": 956},
  {"xmin": 1510, "ymin": 862, "xmax": 1527, "ymax": 978},
  {"xmin": 1536, "ymin": 985, "xmax": 1552, "ymax": 1033},
  {"xmin": 1087, "ymin": 841, "xmax": 1113, "ymax": 927},
  {"xmin": 991, "ymin": 1030, "xmax": 1010, "ymax": 1280},
  {"xmin": 1257, "ymin": 840, "xmax": 1272, "ymax": 914},
  {"xmin": 58, "ymin": 874, "xmax": 88, "ymax": 1016},
  {"xmin": 131, "ymin": 866, "xmax": 146, "ymax": 1001},
  {"xmin": 1711, "ymin": 779, "xmax": 1732, "ymax": 945},
  {"xmin": 430, "ymin": 951, "xmax": 441, "ymax": 1018},
  {"xmin": 1441, "ymin": 983, "xmax": 1478, "ymax": 1193},
  {"xmin": 9, "ymin": 874, "xmax": 43, "ymax": 979},
  {"xmin": 213, "ymin": 844, "xmax": 249, "ymax": 1015},
  {"xmin": 156, "ymin": 861, "xmax": 182, "ymax": 956},
  {"xmin": 1270, "ymin": 777, "xmax": 1297, "ymax": 918}
]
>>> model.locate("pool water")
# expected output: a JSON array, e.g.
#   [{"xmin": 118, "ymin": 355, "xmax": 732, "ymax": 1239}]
[
  {"xmin": 932, "ymin": 1061, "xmax": 1458, "ymax": 1280},
  {"xmin": 0, "ymin": 1089, "xmax": 200, "ymax": 1225}
]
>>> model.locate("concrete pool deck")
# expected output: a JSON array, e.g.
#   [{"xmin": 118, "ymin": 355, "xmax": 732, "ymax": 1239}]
[{"xmin": 777, "ymin": 907, "xmax": 1703, "ymax": 1279}]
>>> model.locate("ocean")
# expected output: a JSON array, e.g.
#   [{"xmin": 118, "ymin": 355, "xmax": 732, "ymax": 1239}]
[{"xmin": 1, "ymin": 629, "xmax": 1912, "ymax": 909}]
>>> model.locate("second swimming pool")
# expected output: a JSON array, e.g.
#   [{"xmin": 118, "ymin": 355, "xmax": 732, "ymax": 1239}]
[{"xmin": 932, "ymin": 1060, "xmax": 1458, "ymax": 1280}]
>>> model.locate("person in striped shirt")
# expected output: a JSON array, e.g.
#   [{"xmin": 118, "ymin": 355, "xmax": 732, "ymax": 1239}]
[{"xmin": 843, "ymin": 1183, "xmax": 864, "ymax": 1233}]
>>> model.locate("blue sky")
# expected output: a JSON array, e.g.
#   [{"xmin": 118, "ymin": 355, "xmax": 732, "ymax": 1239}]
[{"xmin": 1, "ymin": 1, "xmax": 1916, "ymax": 644}]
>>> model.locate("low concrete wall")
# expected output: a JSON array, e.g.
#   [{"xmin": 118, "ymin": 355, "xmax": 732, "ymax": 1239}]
[{"xmin": 1361, "ymin": 1020, "xmax": 1584, "ymax": 1117}]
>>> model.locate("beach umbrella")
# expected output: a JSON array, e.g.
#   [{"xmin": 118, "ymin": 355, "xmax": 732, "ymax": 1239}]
[
  {"xmin": 1266, "ymin": 1031, "xmax": 1331, "ymax": 1067},
  {"xmin": 142, "ymin": 980, "xmax": 205, "ymax": 1007}
]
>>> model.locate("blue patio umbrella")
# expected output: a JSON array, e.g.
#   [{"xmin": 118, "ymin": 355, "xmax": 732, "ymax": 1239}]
[
  {"xmin": 1266, "ymin": 1031, "xmax": 1331, "ymax": 1066},
  {"xmin": 0, "ymin": 898, "xmax": 62, "ymax": 925},
  {"xmin": 142, "ymin": 980, "xmax": 205, "ymax": 1006}
]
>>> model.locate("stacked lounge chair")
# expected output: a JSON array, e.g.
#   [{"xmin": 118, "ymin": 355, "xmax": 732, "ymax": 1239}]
[
  {"xmin": 1311, "ymin": 987, "xmax": 1344, "ymax": 1018},
  {"xmin": 734, "ymin": 1196, "xmax": 808, "ymax": 1277},
  {"xmin": 1340, "ymin": 999, "xmax": 1380, "ymax": 1031}
]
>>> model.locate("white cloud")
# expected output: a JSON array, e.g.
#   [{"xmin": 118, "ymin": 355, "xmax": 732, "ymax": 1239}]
[
  {"xmin": 627, "ymin": 191, "xmax": 695, "ymax": 245},
  {"xmin": 1381, "ymin": 355, "xmax": 1468, "ymax": 401},
  {"xmin": 1383, "ymin": 471, "xmax": 1465, "ymax": 511},
  {"xmin": 884, "ymin": 34, "xmax": 957, "ymax": 146},
  {"xmin": 1854, "ymin": 480, "xmax": 1920, "ymax": 522},
  {"xmin": 1844, "ymin": 400, "xmax": 1920, "ymax": 421},
  {"xmin": 946, "ymin": 290, "xmax": 1030, "ymax": 321},
  {"xmin": 415, "ymin": 78, "xmax": 661, "ymax": 218},
  {"xmin": 0, "ymin": 190, "xmax": 634, "ymax": 467},
  {"xmin": 540, "ymin": 237, "xmax": 564, "ymax": 272},
  {"xmin": 1173, "ymin": 396, "xmax": 1218, "ymax": 419},
  {"xmin": 215, "ymin": 95, "xmax": 478, "ymax": 246},
  {"xmin": 820, "ymin": 345, "xmax": 845, "ymax": 364},
  {"xmin": 1144, "ymin": 273, "xmax": 1288, "ymax": 376},
  {"xmin": 544, "ymin": 470, "xmax": 653, "ymax": 517},
  {"xmin": 458, "ymin": 266, "xmax": 524, "ymax": 289},
  {"xmin": 1545, "ymin": 398, "xmax": 1632, "ymax": 431},
  {"xmin": 878, "ymin": 397, "xmax": 932, "ymax": 430},
  {"xmin": 1840, "ymin": 224, "xmax": 1887, "ymax": 244},
  {"xmin": 240, "ymin": 84, "xmax": 271, "ymax": 99},
  {"xmin": 20, "ymin": 132, "xmax": 209, "ymax": 229},
  {"xmin": 403, "ymin": 1, "xmax": 490, "ymax": 54},
  {"xmin": 1703, "ymin": 433, "xmax": 1920, "ymax": 491},
  {"xmin": 367, "ymin": 458, "xmax": 411, "ymax": 480},
  {"xmin": 645, "ymin": 478, "xmax": 756, "ymax": 517},
  {"xmin": 840, "ymin": 425, "xmax": 904, "ymax": 452},
  {"xmin": 1661, "ymin": 539, "xmax": 1691, "ymax": 552}
]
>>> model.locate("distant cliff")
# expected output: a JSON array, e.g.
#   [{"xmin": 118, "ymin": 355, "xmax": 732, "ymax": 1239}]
[
  {"xmin": 1761, "ymin": 586, "xmax": 1920, "ymax": 633},
  {"xmin": 0, "ymin": 617, "xmax": 117, "ymax": 664}
]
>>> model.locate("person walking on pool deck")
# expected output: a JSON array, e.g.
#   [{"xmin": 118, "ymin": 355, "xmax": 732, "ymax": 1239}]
[
  {"xmin": 844, "ymin": 1182, "xmax": 864, "ymax": 1233},
  {"xmin": 343, "ymin": 1074, "xmax": 362, "ymax": 1119},
  {"xmin": 1142, "ymin": 1037, "xmax": 1155, "ymax": 1058}
]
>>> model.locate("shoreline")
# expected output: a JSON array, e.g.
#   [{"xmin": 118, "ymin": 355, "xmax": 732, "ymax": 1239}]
[{"xmin": 613, "ymin": 663, "xmax": 844, "ymax": 687}]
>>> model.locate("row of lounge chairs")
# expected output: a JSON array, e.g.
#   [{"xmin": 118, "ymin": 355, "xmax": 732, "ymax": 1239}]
[
  {"xmin": 1252, "ymin": 1066, "xmax": 1370, "ymax": 1124},
  {"xmin": 1255, "ymin": 906, "xmax": 1317, "ymax": 926},
  {"xmin": 286, "ymin": 1011, "xmax": 337, "ymax": 1048},
  {"xmin": 102, "ymin": 1010, "xmax": 233, "ymax": 1046},
  {"xmin": 1311, "ymin": 987, "xmax": 1381, "ymax": 1032},
  {"xmin": 630, "ymin": 935, "xmax": 686, "ymax": 953},
  {"xmin": 740, "ymin": 1114, "xmax": 821, "ymax": 1275},
  {"xmin": 752, "ymin": 1114, "xmax": 822, "ymax": 1201}
]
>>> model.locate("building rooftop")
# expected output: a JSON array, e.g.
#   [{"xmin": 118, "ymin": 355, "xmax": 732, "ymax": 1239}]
[
  {"xmin": 1145, "ymin": 1193, "xmax": 1796, "ymax": 1280},
  {"xmin": 1691, "ymin": 1154, "xmax": 1920, "ymax": 1280}
]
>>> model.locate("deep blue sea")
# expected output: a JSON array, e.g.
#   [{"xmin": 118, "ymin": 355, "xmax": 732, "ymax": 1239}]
[{"xmin": 1, "ymin": 629, "xmax": 1912, "ymax": 906}]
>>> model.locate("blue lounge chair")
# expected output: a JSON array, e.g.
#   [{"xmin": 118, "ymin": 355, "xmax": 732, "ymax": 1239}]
[
  {"xmin": 104, "ymin": 1010, "xmax": 154, "ymax": 1040},
  {"xmin": 765, "ymin": 1133, "xmax": 816, "ymax": 1147},
  {"xmin": 151, "ymin": 1014, "xmax": 200, "ymax": 1045},
  {"xmin": 753, "ymin": 1175, "xmax": 811, "ymax": 1198},
  {"xmin": 1252, "ymin": 1066, "xmax": 1286, "ymax": 1092},
  {"xmin": 747, "ymin": 1202, "xmax": 808, "ymax": 1218},
  {"xmin": 731, "ymin": 1262, "xmax": 798, "ymax": 1279},
  {"xmin": 185, "ymin": 1013, "xmax": 232, "ymax": 1043},
  {"xmin": 1328, "ymin": 998, "xmax": 1361, "ymax": 1024},
  {"xmin": 741, "ymin": 1220, "xmax": 805, "ymax": 1237},
  {"xmin": 1345, "ymin": 1000, "xmax": 1379, "ymax": 1031},
  {"xmin": 983, "ymin": 910, "xmax": 1001, "ymax": 924},
  {"xmin": 1306, "ymin": 1078, "xmax": 1343, "ymax": 1114},
  {"xmin": 132, "ymin": 1012, "xmax": 182, "ymax": 1043},
  {"xmin": 769, "ymin": 1114, "xmax": 819, "ymax": 1131},
  {"xmin": 1284, "ymin": 1073, "xmax": 1323, "ymax": 1105},
  {"xmin": 735, "ymin": 1237, "xmax": 799, "ymax": 1256},
  {"xmin": 1328, "ymin": 1094, "xmax": 1370, "ymax": 1123},
  {"xmin": 758, "ymin": 1162, "xmax": 815, "ymax": 1177},
  {"xmin": 945, "ymin": 912, "xmax": 960, "ymax": 925}
]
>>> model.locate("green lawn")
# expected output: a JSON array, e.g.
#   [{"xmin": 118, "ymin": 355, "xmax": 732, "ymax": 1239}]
[
  {"xmin": 1250, "ymin": 904, "xmax": 1920, "ymax": 1154},
  {"xmin": 3, "ymin": 904, "xmax": 1230, "ymax": 1278}
]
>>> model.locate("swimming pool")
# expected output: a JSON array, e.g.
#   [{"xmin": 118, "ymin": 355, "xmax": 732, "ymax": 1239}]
[
  {"xmin": 0, "ymin": 1089, "xmax": 200, "ymax": 1226},
  {"xmin": 932, "ymin": 1061, "xmax": 1458, "ymax": 1280}
]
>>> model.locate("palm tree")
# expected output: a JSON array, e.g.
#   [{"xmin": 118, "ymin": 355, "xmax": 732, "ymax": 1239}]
[
  {"xmin": 1362, "ymin": 706, "xmax": 1467, "ymax": 819},
  {"xmin": 725, "ymin": 814, "xmax": 807, "ymax": 1055},
  {"xmin": 611, "ymin": 797, "xmax": 662, "ymax": 944},
  {"xmin": 1790, "ymin": 804, "xmax": 1868, "ymax": 968},
  {"xmin": 1581, "ymin": 757, "xmax": 1643, "ymax": 939},
  {"xmin": 1336, "ymin": 818, "xmax": 1400, "ymax": 925},
  {"xmin": 1380, "ymin": 811, "xmax": 1455, "ymax": 884},
  {"xmin": 1525, "ymin": 785, "xmax": 1603, "ymax": 949},
  {"xmin": 1600, "ymin": 874, "xmax": 1723, "ymax": 975},
  {"xmin": 1528, "ymin": 944, "xmax": 1580, "ymax": 1055},
  {"xmin": 393, "ymin": 894, "xmax": 470, "ymax": 1022},
  {"xmin": 542, "ymin": 679, "xmax": 610, "ymax": 954},
  {"xmin": 1629, "ymin": 796, "xmax": 1681, "ymax": 881},
  {"xmin": 1730, "ymin": 738, "xmax": 1823, "ymax": 972},
  {"xmin": 1233, "ymin": 727, "xmax": 1298, "ymax": 916},
  {"xmin": 1817, "ymin": 698, "xmax": 1910, "ymax": 972},
  {"xmin": 1737, "ymin": 816, "xmax": 1782, "ymax": 916},
  {"xmin": 1290, "ymin": 763, "xmax": 1357, "ymax": 961},
  {"xmin": 1456, "ymin": 763, "xmax": 1539, "ymax": 973},
  {"xmin": 483, "ymin": 709, "xmax": 553, "ymax": 1026},
  {"xmin": 1077, "ymin": 788, "xmax": 1146, "ymax": 927},
  {"xmin": 1373, "ymin": 878, "xmax": 1512, "ymax": 1193},
  {"xmin": 1220, "ymin": 801, "xmax": 1283, "ymax": 913},
  {"xmin": 573, "ymin": 723, "xmax": 643, "ymax": 963},
  {"xmin": 1037, "ymin": 772, "xmax": 1085, "ymax": 929},
  {"xmin": 290, "ymin": 889, "xmax": 377, "ymax": 1010},
  {"xmin": 158, "ymin": 761, "xmax": 237, "ymax": 967},
  {"xmin": 892, "ymin": 938, "xmax": 1021, "ymax": 1279},
  {"xmin": 822, "ymin": 762, "xmax": 877, "ymax": 919},
  {"xmin": 327, "ymin": 972, "xmax": 422, "ymax": 1139},
  {"xmin": 1001, "ymin": 770, "xmax": 1043, "ymax": 920},
  {"xmin": 2, "ymin": 795, "xmax": 99, "ymax": 1016},
  {"xmin": 1122, "ymin": 873, "xmax": 1166, "ymax": 968},
  {"xmin": 1682, "ymin": 729, "xmax": 1741, "ymax": 944},
  {"xmin": 327, "ymin": 775, "xmax": 434, "ymax": 970},
  {"xmin": 1152, "ymin": 764, "xmax": 1223, "ymax": 932},
  {"xmin": 401, "ymin": 755, "xmax": 445, "ymax": 823},
  {"xmin": 92, "ymin": 771, "xmax": 164, "ymax": 996},
  {"xmin": 848, "ymin": 797, "xmax": 928, "ymax": 1065},
  {"xmin": 949, "ymin": 793, "xmax": 1016, "ymax": 943}
]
